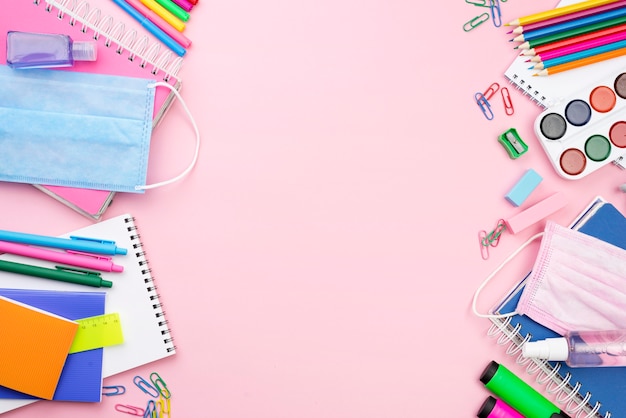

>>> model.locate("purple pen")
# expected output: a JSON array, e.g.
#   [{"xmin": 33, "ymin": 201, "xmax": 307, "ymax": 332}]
[{"xmin": 171, "ymin": 0, "xmax": 193, "ymax": 12}]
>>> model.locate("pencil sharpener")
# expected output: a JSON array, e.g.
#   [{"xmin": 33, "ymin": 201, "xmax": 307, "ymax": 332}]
[{"xmin": 498, "ymin": 128, "xmax": 528, "ymax": 159}]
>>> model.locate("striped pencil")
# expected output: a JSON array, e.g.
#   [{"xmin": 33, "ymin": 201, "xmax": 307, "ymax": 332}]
[
  {"xmin": 534, "ymin": 45, "xmax": 626, "ymax": 75},
  {"xmin": 530, "ymin": 38, "xmax": 626, "ymax": 69},
  {"xmin": 507, "ymin": 0, "xmax": 622, "ymax": 26},
  {"xmin": 528, "ymin": 29, "xmax": 626, "ymax": 62},
  {"xmin": 520, "ymin": 22, "xmax": 626, "ymax": 55},
  {"xmin": 510, "ymin": 0, "xmax": 626, "ymax": 34}
]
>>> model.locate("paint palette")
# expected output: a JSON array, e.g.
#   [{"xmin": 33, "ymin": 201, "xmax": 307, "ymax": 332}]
[{"xmin": 533, "ymin": 71, "xmax": 626, "ymax": 180}]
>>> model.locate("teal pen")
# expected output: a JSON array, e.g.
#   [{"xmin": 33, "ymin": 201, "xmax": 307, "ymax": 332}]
[
  {"xmin": 0, "ymin": 229, "xmax": 127, "ymax": 255},
  {"xmin": 0, "ymin": 259, "xmax": 113, "ymax": 288}
]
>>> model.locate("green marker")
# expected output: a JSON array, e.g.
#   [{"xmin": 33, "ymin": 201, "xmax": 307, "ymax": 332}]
[
  {"xmin": 480, "ymin": 361, "xmax": 571, "ymax": 418},
  {"xmin": 0, "ymin": 259, "xmax": 112, "ymax": 288}
]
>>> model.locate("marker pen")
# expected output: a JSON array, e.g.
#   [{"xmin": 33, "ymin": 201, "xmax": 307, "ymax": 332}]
[
  {"xmin": 477, "ymin": 396, "xmax": 523, "ymax": 418},
  {"xmin": 480, "ymin": 361, "xmax": 572, "ymax": 418}
]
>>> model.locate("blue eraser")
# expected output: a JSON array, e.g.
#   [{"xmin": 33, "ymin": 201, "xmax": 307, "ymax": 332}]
[{"xmin": 505, "ymin": 169, "xmax": 542, "ymax": 207}]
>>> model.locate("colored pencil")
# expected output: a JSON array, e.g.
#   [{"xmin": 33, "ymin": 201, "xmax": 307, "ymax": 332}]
[
  {"xmin": 528, "ymin": 29, "xmax": 626, "ymax": 62},
  {"xmin": 534, "ymin": 45, "xmax": 626, "ymax": 75},
  {"xmin": 510, "ymin": 0, "xmax": 626, "ymax": 34},
  {"xmin": 519, "ymin": 22, "xmax": 626, "ymax": 55},
  {"xmin": 515, "ymin": 14, "xmax": 626, "ymax": 49},
  {"xmin": 124, "ymin": 0, "xmax": 192, "ymax": 48},
  {"xmin": 507, "ymin": 0, "xmax": 622, "ymax": 26},
  {"xmin": 530, "ymin": 38, "xmax": 626, "ymax": 69},
  {"xmin": 511, "ymin": 6, "xmax": 626, "ymax": 42}
]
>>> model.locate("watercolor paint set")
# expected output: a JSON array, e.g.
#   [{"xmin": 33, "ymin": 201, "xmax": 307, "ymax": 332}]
[{"xmin": 533, "ymin": 70, "xmax": 626, "ymax": 179}]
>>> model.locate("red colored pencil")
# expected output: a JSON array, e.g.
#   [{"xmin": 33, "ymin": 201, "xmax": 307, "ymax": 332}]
[{"xmin": 529, "ymin": 28, "xmax": 626, "ymax": 62}]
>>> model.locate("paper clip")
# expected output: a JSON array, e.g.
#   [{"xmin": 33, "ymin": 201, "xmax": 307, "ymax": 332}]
[
  {"xmin": 133, "ymin": 375, "xmax": 160, "ymax": 398},
  {"xmin": 115, "ymin": 404, "xmax": 145, "ymax": 416},
  {"xmin": 463, "ymin": 13, "xmax": 489, "ymax": 32},
  {"xmin": 478, "ymin": 230, "xmax": 490, "ymax": 260},
  {"xmin": 158, "ymin": 396, "xmax": 171, "ymax": 416},
  {"xmin": 501, "ymin": 87, "xmax": 514, "ymax": 115},
  {"xmin": 143, "ymin": 400, "xmax": 157, "ymax": 418},
  {"xmin": 475, "ymin": 92, "xmax": 494, "ymax": 120},
  {"xmin": 465, "ymin": 0, "xmax": 488, "ymax": 6},
  {"xmin": 481, "ymin": 219, "xmax": 507, "ymax": 248},
  {"xmin": 103, "ymin": 385, "xmax": 126, "ymax": 396},
  {"xmin": 483, "ymin": 82, "xmax": 499, "ymax": 101},
  {"xmin": 150, "ymin": 372, "xmax": 172, "ymax": 399},
  {"xmin": 490, "ymin": 0, "xmax": 502, "ymax": 27}
]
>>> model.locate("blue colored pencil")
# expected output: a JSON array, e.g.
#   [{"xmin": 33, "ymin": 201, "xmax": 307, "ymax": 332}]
[
  {"xmin": 512, "ymin": 6, "xmax": 626, "ymax": 42},
  {"xmin": 530, "ymin": 38, "xmax": 626, "ymax": 69}
]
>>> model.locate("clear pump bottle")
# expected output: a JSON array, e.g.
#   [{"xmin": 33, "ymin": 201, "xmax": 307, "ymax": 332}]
[
  {"xmin": 523, "ymin": 329, "xmax": 626, "ymax": 367},
  {"xmin": 6, "ymin": 31, "xmax": 97, "ymax": 69}
]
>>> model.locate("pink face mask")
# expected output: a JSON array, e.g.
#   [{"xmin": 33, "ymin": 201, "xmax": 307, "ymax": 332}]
[{"xmin": 472, "ymin": 221, "xmax": 626, "ymax": 335}]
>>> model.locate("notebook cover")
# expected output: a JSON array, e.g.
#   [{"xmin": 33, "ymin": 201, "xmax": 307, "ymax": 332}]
[
  {"xmin": 493, "ymin": 201, "xmax": 626, "ymax": 417},
  {"xmin": 0, "ymin": 289, "xmax": 105, "ymax": 402},
  {"xmin": 0, "ymin": 0, "xmax": 183, "ymax": 220},
  {"xmin": 0, "ymin": 295, "xmax": 78, "ymax": 400},
  {"xmin": 0, "ymin": 214, "xmax": 176, "ymax": 414}
]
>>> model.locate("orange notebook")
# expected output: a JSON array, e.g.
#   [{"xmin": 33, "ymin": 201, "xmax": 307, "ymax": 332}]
[{"xmin": 0, "ymin": 296, "xmax": 78, "ymax": 400}]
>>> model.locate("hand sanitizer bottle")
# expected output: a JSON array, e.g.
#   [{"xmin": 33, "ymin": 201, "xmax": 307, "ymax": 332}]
[
  {"xmin": 6, "ymin": 31, "xmax": 97, "ymax": 69},
  {"xmin": 523, "ymin": 329, "xmax": 626, "ymax": 367}
]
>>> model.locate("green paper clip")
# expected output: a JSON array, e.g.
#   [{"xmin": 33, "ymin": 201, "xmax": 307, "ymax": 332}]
[{"xmin": 498, "ymin": 128, "xmax": 528, "ymax": 159}]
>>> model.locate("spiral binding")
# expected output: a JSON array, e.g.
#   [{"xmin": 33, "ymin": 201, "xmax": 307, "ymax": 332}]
[
  {"xmin": 124, "ymin": 216, "xmax": 176, "ymax": 353},
  {"xmin": 503, "ymin": 72, "xmax": 549, "ymax": 109},
  {"xmin": 34, "ymin": 0, "xmax": 183, "ymax": 82},
  {"xmin": 486, "ymin": 316, "xmax": 609, "ymax": 418}
]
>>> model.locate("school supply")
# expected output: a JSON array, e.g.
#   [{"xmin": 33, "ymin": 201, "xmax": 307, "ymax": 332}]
[
  {"xmin": 528, "ymin": 29, "xmax": 626, "ymax": 63},
  {"xmin": 522, "ymin": 23, "xmax": 626, "ymax": 57},
  {"xmin": 505, "ymin": 169, "xmax": 542, "ymax": 207},
  {"xmin": 0, "ymin": 288, "xmax": 105, "ymax": 403},
  {"xmin": 506, "ymin": 0, "xmax": 621, "ymax": 27},
  {"xmin": 0, "ymin": 228, "xmax": 127, "ymax": 255},
  {"xmin": 0, "ymin": 0, "xmax": 184, "ymax": 218},
  {"xmin": 0, "ymin": 214, "xmax": 176, "ymax": 414},
  {"xmin": 533, "ymin": 69, "xmax": 626, "ymax": 179},
  {"xmin": 70, "ymin": 313, "xmax": 124, "ymax": 354},
  {"xmin": 503, "ymin": 192, "xmax": 567, "ymax": 234},
  {"xmin": 0, "ymin": 259, "xmax": 113, "ymax": 288},
  {"xmin": 498, "ymin": 128, "xmax": 527, "ymax": 159},
  {"xmin": 477, "ymin": 396, "xmax": 524, "ymax": 418},
  {"xmin": 480, "ymin": 361, "xmax": 572, "ymax": 418},
  {"xmin": 0, "ymin": 295, "xmax": 78, "ymax": 400},
  {"xmin": 481, "ymin": 197, "xmax": 626, "ymax": 417},
  {"xmin": 531, "ymin": 39, "xmax": 626, "ymax": 70}
]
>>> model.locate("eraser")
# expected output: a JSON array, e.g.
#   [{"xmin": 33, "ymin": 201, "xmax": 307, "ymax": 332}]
[
  {"xmin": 504, "ymin": 192, "xmax": 567, "ymax": 234},
  {"xmin": 505, "ymin": 169, "xmax": 543, "ymax": 207}
]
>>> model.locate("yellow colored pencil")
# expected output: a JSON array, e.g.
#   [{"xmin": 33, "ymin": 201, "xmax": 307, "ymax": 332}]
[
  {"xmin": 507, "ymin": 0, "xmax": 622, "ymax": 26},
  {"xmin": 534, "ymin": 45, "xmax": 626, "ymax": 75},
  {"xmin": 139, "ymin": 0, "xmax": 186, "ymax": 32}
]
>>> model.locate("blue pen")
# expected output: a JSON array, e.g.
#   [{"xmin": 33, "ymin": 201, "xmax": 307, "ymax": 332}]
[
  {"xmin": 0, "ymin": 230, "xmax": 127, "ymax": 256},
  {"xmin": 111, "ymin": 0, "xmax": 186, "ymax": 57}
]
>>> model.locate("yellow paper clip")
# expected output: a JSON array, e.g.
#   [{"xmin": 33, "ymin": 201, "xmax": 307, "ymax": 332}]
[
  {"xmin": 150, "ymin": 372, "xmax": 172, "ymax": 399},
  {"xmin": 490, "ymin": 0, "xmax": 502, "ymax": 27},
  {"xmin": 483, "ymin": 82, "xmax": 500, "ymax": 101},
  {"xmin": 158, "ymin": 395, "xmax": 171, "ymax": 417},
  {"xmin": 463, "ymin": 13, "xmax": 489, "ymax": 32},
  {"xmin": 133, "ymin": 375, "xmax": 160, "ymax": 398},
  {"xmin": 102, "ymin": 385, "xmax": 126, "ymax": 396},
  {"xmin": 475, "ymin": 92, "xmax": 494, "ymax": 120},
  {"xmin": 115, "ymin": 404, "xmax": 145, "ymax": 416},
  {"xmin": 501, "ymin": 87, "xmax": 514, "ymax": 115}
]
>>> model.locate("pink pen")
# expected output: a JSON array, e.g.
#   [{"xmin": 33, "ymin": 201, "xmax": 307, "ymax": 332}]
[
  {"xmin": 0, "ymin": 240, "xmax": 124, "ymax": 273},
  {"xmin": 123, "ymin": 0, "xmax": 192, "ymax": 48},
  {"xmin": 171, "ymin": 0, "xmax": 193, "ymax": 12}
]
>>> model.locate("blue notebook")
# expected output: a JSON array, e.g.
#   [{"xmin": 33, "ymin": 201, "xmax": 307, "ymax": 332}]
[
  {"xmin": 490, "ymin": 198, "xmax": 626, "ymax": 418},
  {"xmin": 0, "ymin": 289, "xmax": 105, "ymax": 402}
]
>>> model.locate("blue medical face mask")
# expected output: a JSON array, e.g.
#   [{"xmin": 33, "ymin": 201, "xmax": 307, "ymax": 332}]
[{"xmin": 0, "ymin": 65, "xmax": 174, "ymax": 193}]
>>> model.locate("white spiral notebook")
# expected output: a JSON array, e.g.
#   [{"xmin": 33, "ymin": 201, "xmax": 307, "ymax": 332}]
[
  {"xmin": 1, "ymin": 0, "xmax": 185, "ymax": 221},
  {"xmin": 503, "ymin": 0, "xmax": 626, "ymax": 109},
  {"xmin": 0, "ymin": 214, "xmax": 176, "ymax": 414}
]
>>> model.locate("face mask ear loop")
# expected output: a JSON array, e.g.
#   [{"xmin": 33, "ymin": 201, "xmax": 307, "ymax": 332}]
[
  {"xmin": 135, "ymin": 81, "xmax": 200, "ymax": 191},
  {"xmin": 471, "ymin": 232, "xmax": 544, "ymax": 319}
]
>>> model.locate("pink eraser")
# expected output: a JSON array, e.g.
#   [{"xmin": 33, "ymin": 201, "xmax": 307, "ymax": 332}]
[{"xmin": 504, "ymin": 192, "xmax": 567, "ymax": 234}]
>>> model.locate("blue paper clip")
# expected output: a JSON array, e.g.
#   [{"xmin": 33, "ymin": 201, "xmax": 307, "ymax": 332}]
[
  {"xmin": 150, "ymin": 372, "xmax": 172, "ymax": 399},
  {"xmin": 490, "ymin": 0, "xmax": 502, "ymax": 27},
  {"xmin": 475, "ymin": 92, "xmax": 494, "ymax": 120},
  {"xmin": 133, "ymin": 375, "xmax": 160, "ymax": 398},
  {"xmin": 102, "ymin": 385, "xmax": 126, "ymax": 396},
  {"xmin": 463, "ymin": 13, "xmax": 489, "ymax": 32},
  {"xmin": 143, "ymin": 400, "xmax": 157, "ymax": 418}
]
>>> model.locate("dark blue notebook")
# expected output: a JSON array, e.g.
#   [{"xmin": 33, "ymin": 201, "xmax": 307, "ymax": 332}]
[
  {"xmin": 491, "ymin": 198, "xmax": 626, "ymax": 418},
  {"xmin": 0, "ymin": 288, "xmax": 105, "ymax": 402}
]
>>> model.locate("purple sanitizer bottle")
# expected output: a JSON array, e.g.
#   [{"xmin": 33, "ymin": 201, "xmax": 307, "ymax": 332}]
[{"xmin": 6, "ymin": 31, "xmax": 97, "ymax": 69}]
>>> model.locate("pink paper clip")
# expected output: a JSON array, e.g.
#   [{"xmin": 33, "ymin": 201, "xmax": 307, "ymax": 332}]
[
  {"xmin": 483, "ymin": 82, "xmax": 500, "ymax": 100},
  {"xmin": 114, "ymin": 404, "xmax": 145, "ymax": 416},
  {"xmin": 502, "ymin": 87, "xmax": 514, "ymax": 115}
]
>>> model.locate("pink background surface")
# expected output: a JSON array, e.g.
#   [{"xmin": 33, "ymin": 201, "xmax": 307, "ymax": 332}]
[{"xmin": 2, "ymin": 0, "xmax": 626, "ymax": 416}]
